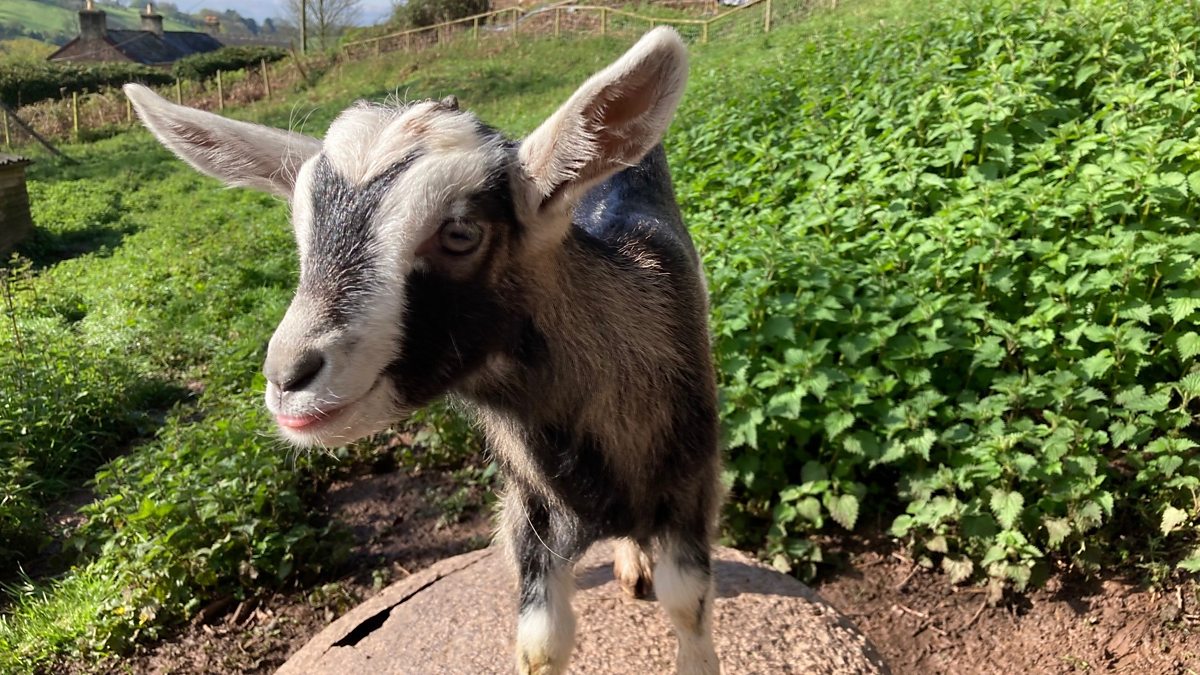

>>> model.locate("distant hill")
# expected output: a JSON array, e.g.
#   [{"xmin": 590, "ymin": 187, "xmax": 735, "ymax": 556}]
[{"xmin": 0, "ymin": 0, "xmax": 289, "ymax": 47}]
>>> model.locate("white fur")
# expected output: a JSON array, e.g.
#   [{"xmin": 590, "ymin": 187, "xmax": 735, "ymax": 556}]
[
  {"xmin": 515, "ymin": 565, "xmax": 577, "ymax": 675},
  {"xmin": 656, "ymin": 553, "xmax": 720, "ymax": 675},
  {"xmin": 123, "ymin": 83, "xmax": 320, "ymax": 199},
  {"xmin": 258, "ymin": 103, "xmax": 510, "ymax": 446}
]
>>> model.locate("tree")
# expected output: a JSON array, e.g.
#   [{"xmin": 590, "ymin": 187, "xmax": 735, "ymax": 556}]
[
  {"xmin": 391, "ymin": 0, "xmax": 489, "ymax": 29},
  {"xmin": 285, "ymin": 0, "xmax": 361, "ymax": 51}
]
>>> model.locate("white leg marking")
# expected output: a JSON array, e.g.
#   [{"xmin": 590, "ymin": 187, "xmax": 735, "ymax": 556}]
[
  {"xmin": 516, "ymin": 565, "xmax": 576, "ymax": 675},
  {"xmin": 656, "ymin": 549, "xmax": 719, "ymax": 675}
]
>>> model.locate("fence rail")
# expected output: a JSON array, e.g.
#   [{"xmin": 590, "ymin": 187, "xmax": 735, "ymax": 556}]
[{"xmin": 341, "ymin": 0, "xmax": 776, "ymax": 57}]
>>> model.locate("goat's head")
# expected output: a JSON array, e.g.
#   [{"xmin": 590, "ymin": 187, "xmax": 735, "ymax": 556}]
[{"xmin": 125, "ymin": 28, "xmax": 688, "ymax": 447}]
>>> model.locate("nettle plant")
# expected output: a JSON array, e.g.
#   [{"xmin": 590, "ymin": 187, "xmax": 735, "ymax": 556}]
[{"xmin": 672, "ymin": 0, "xmax": 1200, "ymax": 586}]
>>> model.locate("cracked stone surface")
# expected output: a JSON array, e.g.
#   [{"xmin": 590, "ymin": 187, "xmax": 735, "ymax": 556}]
[{"xmin": 278, "ymin": 543, "xmax": 890, "ymax": 674}]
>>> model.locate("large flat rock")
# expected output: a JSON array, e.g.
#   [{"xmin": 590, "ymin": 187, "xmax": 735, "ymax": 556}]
[{"xmin": 279, "ymin": 543, "xmax": 889, "ymax": 674}]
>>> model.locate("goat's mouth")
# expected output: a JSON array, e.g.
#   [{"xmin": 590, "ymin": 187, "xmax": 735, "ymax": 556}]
[
  {"xmin": 271, "ymin": 376, "xmax": 392, "ymax": 444},
  {"xmin": 275, "ymin": 405, "xmax": 348, "ymax": 431}
]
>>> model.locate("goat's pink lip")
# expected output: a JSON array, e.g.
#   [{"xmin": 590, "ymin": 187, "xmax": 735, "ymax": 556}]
[{"xmin": 276, "ymin": 408, "xmax": 343, "ymax": 430}]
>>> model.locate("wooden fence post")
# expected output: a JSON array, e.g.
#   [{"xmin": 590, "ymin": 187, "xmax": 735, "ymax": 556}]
[
  {"xmin": 217, "ymin": 70, "xmax": 224, "ymax": 111},
  {"xmin": 174, "ymin": 79, "xmax": 182, "ymax": 104},
  {"xmin": 511, "ymin": 7, "xmax": 518, "ymax": 37},
  {"xmin": 126, "ymin": 97, "xmax": 133, "ymax": 125},
  {"xmin": 261, "ymin": 59, "xmax": 272, "ymax": 101},
  {"xmin": 71, "ymin": 91, "xmax": 79, "ymax": 136},
  {"xmin": 473, "ymin": 15, "xmax": 479, "ymax": 40},
  {"xmin": 600, "ymin": 7, "xmax": 607, "ymax": 36},
  {"xmin": 764, "ymin": 0, "xmax": 772, "ymax": 33},
  {"xmin": 701, "ymin": 20, "xmax": 709, "ymax": 43},
  {"xmin": 554, "ymin": 7, "xmax": 561, "ymax": 38},
  {"xmin": 2, "ymin": 109, "xmax": 9, "ymax": 148}
]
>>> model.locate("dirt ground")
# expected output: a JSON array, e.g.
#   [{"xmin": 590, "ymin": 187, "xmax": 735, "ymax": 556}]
[
  {"xmin": 814, "ymin": 534, "xmax": 1200, "ymax": 675},
  {"xmin": 86, "ymin": 464, "xmax": 1199, "ymax": 675},
  {"xmin": 89, "ymin": 465, "xmax": 495, "ymax": 675}
]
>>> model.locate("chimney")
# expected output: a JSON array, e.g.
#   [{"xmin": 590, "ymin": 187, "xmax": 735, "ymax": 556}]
[
  {"xmin": 79, "ymin": 0, "xmax": 108, "ymax": 42},
  {"xmin": 141, "ymin": 3, "xmax": 164, "ymax": 35}
]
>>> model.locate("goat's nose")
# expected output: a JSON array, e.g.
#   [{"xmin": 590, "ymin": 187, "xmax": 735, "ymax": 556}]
[{"xmin": 265, "ymin": 349, "xmax": 326, "ymax": 393}]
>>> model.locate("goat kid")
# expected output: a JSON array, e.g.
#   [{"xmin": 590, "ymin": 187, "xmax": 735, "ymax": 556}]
[{"xmin": 126, "ymin": 28, "xmax": 721, "ymax": 675}]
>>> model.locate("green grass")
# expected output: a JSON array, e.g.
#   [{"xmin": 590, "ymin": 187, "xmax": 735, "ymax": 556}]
[
  {"xmin": 3, "ymin": 0, "xmax": 1200, "ymax": 668},
  {"xmin": 0, "ymin": 565, "xmax": 128, "ymax": 666}
]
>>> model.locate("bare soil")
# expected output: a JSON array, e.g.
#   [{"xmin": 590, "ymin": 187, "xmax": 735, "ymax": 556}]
[
  {"xmin": 83, "ymin": 465, "xmax": 1199, "ymax": 675},
  {"xmin": 89, "ymin": 464, "xmax": 494, "ymax": 675},
  {"xmin": 814, "ymin": 533, "xmax": 1200, "ymax": 675}
]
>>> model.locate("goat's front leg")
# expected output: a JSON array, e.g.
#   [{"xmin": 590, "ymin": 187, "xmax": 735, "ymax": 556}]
[{"xmin": 507, "ymin": 496, "xmax": 580, "ymax": 675}]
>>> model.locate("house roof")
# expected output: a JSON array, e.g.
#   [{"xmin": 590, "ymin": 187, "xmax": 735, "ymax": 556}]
[
  {"xmin": 0, "ymin": 153, "xmax": 31, "ymax": 168},
  {"xmin": 105, "ymin": 29, "xmax": 223, "ymax": 66},
  {"xmin": 47, "ymin": 28, "xmax": 223, "ymax": 66}
]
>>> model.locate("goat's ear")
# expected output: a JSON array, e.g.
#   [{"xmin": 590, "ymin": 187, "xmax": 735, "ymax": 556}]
[
  {"xmin": 516, "ymin": 27, "xmax": 688, "ymax": 221},
  {"xmin": 123, "ymin": 83, "xmax": 321, "ymax": 200}
]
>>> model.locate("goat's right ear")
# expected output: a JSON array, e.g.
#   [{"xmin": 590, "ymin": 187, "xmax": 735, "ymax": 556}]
[
  {"xmin": 516, "ymin": 28, "xmax": 688, "ymax": 236},
  {"xmin": 123, "ymin": 83, "xmax": 321, "ymax": 200}
]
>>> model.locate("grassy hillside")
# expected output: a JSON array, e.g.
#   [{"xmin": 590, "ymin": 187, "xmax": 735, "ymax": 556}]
[{"xmin": 2, "ymin": 0, "xmax": 1199, "ymax": 668}]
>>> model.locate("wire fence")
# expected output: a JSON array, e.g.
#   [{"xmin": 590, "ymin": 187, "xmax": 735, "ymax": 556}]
[
  {"xmin": 2, "ymin": 0, "xmax": 830, "ymax": 151},
  {"xmin": 341, "ymin": 0, "xmax": 829, "ymax": 56}
]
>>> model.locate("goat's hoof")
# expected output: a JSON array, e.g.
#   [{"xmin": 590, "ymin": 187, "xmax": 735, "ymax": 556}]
[{"xmin": 518, "ymin": 652, "xmax": 564, "ymax": 675}]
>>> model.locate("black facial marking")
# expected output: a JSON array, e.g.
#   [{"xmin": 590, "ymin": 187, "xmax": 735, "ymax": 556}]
[
  {"xmin": 384, "ymin": 166, "xmax": 524, "ymax": 406},
  {"xmin": 385, "ymin": 267, "xmax": 517, "ymax": 406},
  {"xmin": 302, "ymin": 154, "xmax": 420, "ymax": 325}
]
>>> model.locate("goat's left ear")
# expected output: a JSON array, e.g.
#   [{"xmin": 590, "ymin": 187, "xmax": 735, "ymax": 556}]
[
  {"xmin": 124, "ymin": 83, "xmax": 321, "ymax": 200},
  {"xmin": 516, "ymin": 27, "xmax": 688, "ymax": 224}
]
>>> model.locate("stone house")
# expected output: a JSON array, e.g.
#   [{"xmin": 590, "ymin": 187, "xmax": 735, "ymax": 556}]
[{"xmin": 46, "ymin": 2, "xmax": 223, "ymax": 67}]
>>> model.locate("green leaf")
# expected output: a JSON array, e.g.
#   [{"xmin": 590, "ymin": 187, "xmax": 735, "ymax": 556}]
[
  {"xmin": 1044, "ymin": 517, "xmax": 1072, "ymax": 548},
  {"xmin": 824, "ymin": 410, "xmax": 855, "ymax": 440},
  {"xmin": 990, "ymin": 490, "xmax": 1024, "ymax": 530},
  {"xmin": 766, "ymin": 387, "xmax": 804, "ymax": 419},
  {"xmin": 1161, "ymin": 506, "xmax": 1189, "ymax": 536},
  {"xmin": 796, "ymin": 497, "xmax": 823, "ymax": 525},
  {"xmin": 942, "ymin": 556, "xmax": 974, "ymax": 584},
  {"xmin": 1075, "ymin": 501, "xmax": 1105, "ymax": 531},
  {"xmin": 762, "ymin": 315, "xmax": 796, "ymax": 342},
  {"xmin": 1178, "ymin": 551, "xmax": 1200, "ymax": 573},
  {"xmin": 1178, "ymin": 372, "xmax": 1200, "ymax": 398},
  {"xmin": 824, "ymin": 493, "xmax": 859, "ymax": 531},
  {"xmin": 1078, "ymin": 350, "xmax": 1115, "ymax": 380},
  {"xmin": 1175, "ymin": 332, "xmax": 1200, "ymax": 360},
  {"xmin": 1167, "ymin": 297, "xmax": 1200, "ymax": 324},
  {"xmin": 890, "ymin": 514, "xmax": 914, "ymax": 537}
]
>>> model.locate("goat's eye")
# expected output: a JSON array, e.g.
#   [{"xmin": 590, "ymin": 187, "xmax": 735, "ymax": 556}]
[{"xmin": 438, "ymin": 220, "xmax": 483, "ymax": 255}]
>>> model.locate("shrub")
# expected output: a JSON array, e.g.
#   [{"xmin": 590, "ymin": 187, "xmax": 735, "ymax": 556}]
[
  {"xmin": 0, "ymin": 61, "xmax": 171, "ymax": 108},
  {"xmin": 390, "ymin": 0, "xmax": 490, "ymax": 29},
  {"xmin": 673, "ymin": 0, "xmax": 1200, "ymax": 585},
  {"xmin": 171, "ymin": 45, "xmax": 288, "ymax": 82}
]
